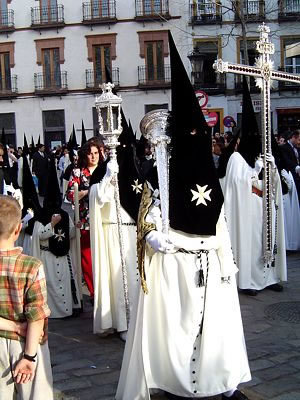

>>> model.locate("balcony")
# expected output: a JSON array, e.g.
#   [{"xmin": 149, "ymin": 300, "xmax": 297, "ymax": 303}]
[
  {"xmin": 234, "ymin": 75, "xmax": 260, "ymax": 93},
  {"xmin": 34, "ymin": 72, "xmax": 68, "ymax": 95},
  {"xmin": 85, "ymin": 68, "xmax": 119, "ymax": 90},
  {"xmin": 278, "ymin": 0, "xmax": 300, "ymax": 21},
  {"xmin": 278, "ymin": 67, "xmax": 300, "ymax": 91},
  {"xmin": 135, "ymin": 0, "xmax": 170, "ymax": 21},
  {"xmin": 31, "ymin": 5, "xmax": 65, "ymax": 29},
  {"xmin": 0, "ymin": 10, "xmax": 15, "ymax": 33},
  {"xmin": 235, "ymin": 0, "xmax": 265, "ymax": 21},
  {"xmin": 82, "ymin": 1, "xmax": 117, "ymax": 24},
  {"xmin": 0, "ymin": 75, "xmax": 18, "ymax": 98},
  {"xmin": 189, "ymin": 2, "xmax": 222, "ymax": 24},
  {"xmin": 138, "ymin": 65, "xmax": 171, "ymax": 89},
  {"xmin": 191, "ymin": 71, "xmax": 226, "ymax": 94}
]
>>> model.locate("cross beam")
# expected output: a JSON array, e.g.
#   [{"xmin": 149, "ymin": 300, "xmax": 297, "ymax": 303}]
[{"xmin": 213, "ymin": 23, "xmax": 300, "ymax": 265}]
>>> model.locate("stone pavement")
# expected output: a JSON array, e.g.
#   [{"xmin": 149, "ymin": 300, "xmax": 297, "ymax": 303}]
[{"xmin": 49, "ymin": 251, "xmax": 300, "ymax": 400}]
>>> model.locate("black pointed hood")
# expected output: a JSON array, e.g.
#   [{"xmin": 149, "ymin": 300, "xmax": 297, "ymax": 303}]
[
  {"xmin": 168, "ymin": 31, "xmax": 223, "ymax": 236},
  {"xmin": 23, "ymin": 134, "xmax": 30, "ymax": 156},
  {"xmin": 71, "ymin": 125, "xmax": 78, "ymax": 149},
  {"xmin": 238, "ymin": 76, "xmax": 262, "ymax": 168},
  {"xmin": 43, "ymin": 156, "xmax": 62, "ymax": 214},
  {"xmin": 81, "ymin": 120, "xmax": 87, "ymax": 146},
  {"xmin": 37, "ymin": 135, "xmax": 41, "ymax": 146},
  {"xmin": 22, "ymin": 154, "xmax": 42, "ymax": 218}
]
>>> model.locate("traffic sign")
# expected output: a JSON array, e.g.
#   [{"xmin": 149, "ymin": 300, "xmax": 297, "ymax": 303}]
[
  {"xmin": 195, "ymin": 90, "xmax": 208, "ymax": 109},
  {"xmin": 223, "ymin": 115, "xmax": 236, "ymax": 128},
  {"xmin": 205, "ymin": 112, "xmax": 218, "ymax": 127}
]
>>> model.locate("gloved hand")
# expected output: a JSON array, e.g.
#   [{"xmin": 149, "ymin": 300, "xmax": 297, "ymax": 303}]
[
  {"xmin": 281, "ymin": 169, "xmax": 292, "ymax": 192},
  {"xmin": 106, "ymin": 160, "xmax": 119, "ymax": 178},
  {"xmin": 265, "ymin": 153, "xmax": 276, "ymax": 169},
  {"xmin": 146, "ymin": 230, "xmax": 176, "ymax": 254},
  {"xmin": 254, "ymin": 156, "xmax": 264, "ymax": 174},
  {"xmin": 22, "ymin": 209, "xmax": 34, "ymax": 225}
]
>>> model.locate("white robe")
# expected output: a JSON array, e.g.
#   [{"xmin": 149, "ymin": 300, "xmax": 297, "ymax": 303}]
[
  {"xmin": 89, "ymin": 178, "xmax": 139, "ymax": 334},
  {"xmin": 221, "ymin": 152, "xmax": 287, "ymax": 290},
  {"xmin": 282, "ymin": 170, "xmax": 300, "ymax": 251},
  {"xmin": 32, "ymin": 218, "xmax": 81, "ymax": 318},
  {"xmin": 116, "ymin": 208, "xmax": 251, "ymax": 399}
]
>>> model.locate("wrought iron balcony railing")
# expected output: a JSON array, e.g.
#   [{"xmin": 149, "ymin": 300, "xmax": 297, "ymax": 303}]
[
  {"xmin": 0, "ymin": 75, "xmax": 18, "ymax": 97},
  {"xmin": 0, "ymin": 10, "xmax": 15, "ymax": 31},
  {"xmin": 278, "ymin": 0, "xmax": 300, "ymax": 20},
  {"xmin": 138, "ymin": 65, "xmax": 171, "ymax": 88},
  {"xmin": 34, "ymin": 72, "xmax": 68, "ymax": 94},
  {"xmin": 192, "ymin": 71, "xmax": 226, "ymax": 94},
  {"xmin": 235, "ymin": 0, "xmax": 265, "ymax": 21},
  {"xmin": 278, "ymin": 66, "xmax": 300, "ymax": 90},
  {"xmin": 82, "ymin": 1, "xmax": 117, "ymax": 23},
  {"xmin": 31, "ymin": 5, "xmax": 65, "ymax": 28},
  {"xmin": 190, "ymin": 2, "xmax": 222, "ymax": 24},
  {"xmin": 135, "ymin": 0, "xmax": 170, "ymax": 20},
  {"xmin": 85, "ymin": 68, "xmax": 119, "ymax": 89}
]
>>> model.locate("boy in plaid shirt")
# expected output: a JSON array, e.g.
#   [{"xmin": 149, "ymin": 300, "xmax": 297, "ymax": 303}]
[{"xmin": 0, "ymin": 195, "xmax": 53, "ymax": 399}]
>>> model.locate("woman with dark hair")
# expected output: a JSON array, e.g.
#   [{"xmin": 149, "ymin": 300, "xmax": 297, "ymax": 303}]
[{"xmin": 66, "ymin": 139, "xmax": 104, "ymax": 302}]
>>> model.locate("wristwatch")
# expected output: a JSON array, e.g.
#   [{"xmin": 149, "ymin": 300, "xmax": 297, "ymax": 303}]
[{"xmin": 23, "ymin": 353, "xmax": 37, "ymax": 362}]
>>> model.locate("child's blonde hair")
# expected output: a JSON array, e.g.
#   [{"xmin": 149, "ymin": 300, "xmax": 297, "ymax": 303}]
[{"xmin": 0, "ymin": 195, "xmax": 21, "ymax": 239}]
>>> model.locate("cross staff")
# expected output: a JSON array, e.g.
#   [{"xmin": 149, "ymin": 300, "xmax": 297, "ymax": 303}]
[{"xmin": 213, "ymin": 23, "xmax": 300, "ymax": 265}]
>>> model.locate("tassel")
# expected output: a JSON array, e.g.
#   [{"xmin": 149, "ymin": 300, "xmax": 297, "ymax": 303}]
[{"xmin": 198, "ymin": 268, "xmax": 204, "ymax": 287}]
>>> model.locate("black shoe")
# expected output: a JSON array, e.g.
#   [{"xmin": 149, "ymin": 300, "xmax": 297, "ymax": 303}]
[
  {"xmin": 222, "ymin": 390, "xmax": 249, "ymax": 400},
  {"xmin": 240, "ymin": 289, "xmax": 258, "ymax": 296},
  {"xmin": 266, "ymin": 283, "xmax": 283, "ymax": 292}
]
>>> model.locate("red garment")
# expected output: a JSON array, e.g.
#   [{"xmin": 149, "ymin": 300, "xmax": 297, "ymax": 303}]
[{"xmin": 80, "ymin": 229, "xmax": 94, "ymax": 298}]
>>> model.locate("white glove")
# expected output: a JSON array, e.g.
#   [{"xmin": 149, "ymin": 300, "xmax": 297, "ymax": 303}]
[
  {"xmin": 22, "ymin": 209, "xmax": 34, "ymax": 225},
  {"xmin": 146, "ymin": 231, "xmax": 176, "ymax": 254},
  {"xmin": 3, "ymin": 182, "xmax": 15, "ymax": 196},
  {"xmin": 281, "ymin": 169, "xmax": 292, "ymax": 192},
  {"xmin": 265, "ymin": 153, "xmax": 276, "ymax": 169},
  {"xmin": 254, "ymin": 157, "xmax": 264, "ymax": 174},
  {"xmin": 105, "ymin": 160, "xmax": 119, "ymax": 178}
]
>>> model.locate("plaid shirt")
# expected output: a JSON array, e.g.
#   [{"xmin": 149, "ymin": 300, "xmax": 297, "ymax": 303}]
[
  {"xmin": 66, "ymin": 167, "xmax": 91, "ymax": 230},
  {"xmin": 0, "ymin": 247, "xmax": 50, "ymax": 343}
]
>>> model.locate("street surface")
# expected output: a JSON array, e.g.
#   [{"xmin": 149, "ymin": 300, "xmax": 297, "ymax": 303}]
[{"xmin": 50, "ymin": 251, "xmax": 300, "ymax": 400}]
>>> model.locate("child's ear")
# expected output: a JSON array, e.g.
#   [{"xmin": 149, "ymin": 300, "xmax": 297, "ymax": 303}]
[{"xmin": 15, "ymin": 222, "xmax": 22, "ymax": 236}]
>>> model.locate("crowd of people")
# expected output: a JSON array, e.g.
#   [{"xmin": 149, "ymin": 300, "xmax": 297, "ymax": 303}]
[{"xmin": 0, "ymin": 33, "xmax": 299, "ymax": 400}]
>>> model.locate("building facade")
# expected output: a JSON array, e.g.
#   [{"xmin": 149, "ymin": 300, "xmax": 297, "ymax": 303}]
[{"xmin": 0, "ymin": 0, "xmax": 299, "ymax": 147}]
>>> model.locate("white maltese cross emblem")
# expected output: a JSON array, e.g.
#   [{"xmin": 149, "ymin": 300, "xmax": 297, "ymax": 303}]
[
  {"xmin": 191, "ymin": 184, "xmax": 212, "ymax": 206},
  {"xmin": 131, "ymin": 179, "xmax": 143, "ymax": 194},
  {"xmin": 54, "ymin": 229, "xmax": 65, "ymax": 242}
]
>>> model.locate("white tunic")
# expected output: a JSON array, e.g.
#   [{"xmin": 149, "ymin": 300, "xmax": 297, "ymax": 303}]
[
  {"xmin": 221, "ymin": 152, "xmax": 287, "ymax": 290},
  {"xmin": 32, "ymin": 219, "xmax": 81, "ymax": 318},
  {"xmin": 89, "ymin": 177, "xmax": 139, "ymax": 334},
  {"xmin": 116, "ymin": 209, "xmax": 251, "ymax": 399},
  {"xmin": 282, "ymin": 170, "xmax": 300, "ymax": 251}
]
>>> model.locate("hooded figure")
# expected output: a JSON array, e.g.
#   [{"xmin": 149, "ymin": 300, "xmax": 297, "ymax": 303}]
[
  {"xmin": 116, "ymin": 31, "xmax": 251, "ymax": 400},
  {"xmin": 221, "ymin": 76, "xmax": 287, "ymax": 296},
  {"xmin": 89, "ymin": 96, "xmax": 142, "ymax": 340},
  {"xmin": 32, "ymin": 157, "xmax": 81, "ymax": 318}
]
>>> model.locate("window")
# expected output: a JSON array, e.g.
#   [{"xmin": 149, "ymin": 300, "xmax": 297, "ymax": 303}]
[
  {"xmin": 145, "ymin": 103, "xmax": 168, "ymax": 113},
  {"xmin": 282, "ymin": 38, "xmax": 300, "ymax": 74},
  {"xmin": 145, "ymin": 41, "xmax": 164, "ymax": 81},
  {"xmin": 0, "ymin": 112, "xmax": 16, "ymax": 147},
  {"xmin": 189, "ymin": 39, "xmax": 223, "ymax": 91},
  {"xmin": 0, "ymin": 52, "xmax": 11, "ymax": 91},
  {"xmin": 143, "ymin": 0, "xmax": 162, "ymax": 14},
  {"xmin": 93, "ymin": 44, "xmax": 111, "ymax": 86},
  {"xmin": 43, "ymin": 110, "xmax": 65, "ymax": 149},
  {"xmin": 237, "ymin": 38, "xmax": 258, "ymax": 89},
  {"xmin": 91, "ymin": 0, "xmax": 110, "ymax": 18},
  {"xmin": 42, "ymin": 48, "xmax": 61, "ymax": 88},
  {"xmin": 40, "ymin": 0, "xmax": 58, "ymax": 23},
  {"xmin": 0, "ymin": 0, "xmax": 7, "ymax": 25}
]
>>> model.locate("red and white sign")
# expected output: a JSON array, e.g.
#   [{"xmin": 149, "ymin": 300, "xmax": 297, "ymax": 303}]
[
  {"xmin": 195, "ymin": 90, "xmax": 208, "ymax": 109},
  {"xmin": 205, "ymin": 112, "xmax": 219, "ymax": 127}
]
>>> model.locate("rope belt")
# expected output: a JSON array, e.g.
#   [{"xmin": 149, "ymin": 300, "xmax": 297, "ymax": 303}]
[
  {"xmin": 177, "ymin": 248, "xmax": 210, "ymax": 335},
  {"xmin": 40, "ymin": 245, "xmax": 49, "ymax": 251},
  {"xmin": 103, "ymin": 222, "xmax": 136, "ymax": 226}
]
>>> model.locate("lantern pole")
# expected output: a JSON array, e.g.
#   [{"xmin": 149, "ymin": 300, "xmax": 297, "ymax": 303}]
[{"xmin": 95, "ymin": 83, "xmax": 130, "ymax": 328}]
